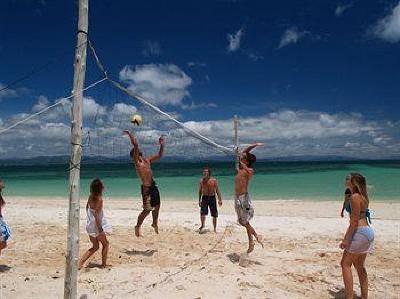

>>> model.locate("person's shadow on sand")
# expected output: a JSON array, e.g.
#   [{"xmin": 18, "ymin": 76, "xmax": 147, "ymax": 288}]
[
  {"xmin": 123, "ymin": 249, "xmax": 157, "ymax": 257},
  {"xmin": 329, "ymin": 288, "xmax": 361, "ymax": 299},
  {"xmin": 0, "ymin": 265, "xmax": 11, "ymax": 273},
  {"xmin": 226, "ymin": 252, "xmax": 263, "ymax": 267},
  {"xmin": 226, "ymin": 253, "xmax": 240, "ymax": 264},
  {"xmin": 86, "ymin": 263, "xmax": 109, "ymax": 269}
]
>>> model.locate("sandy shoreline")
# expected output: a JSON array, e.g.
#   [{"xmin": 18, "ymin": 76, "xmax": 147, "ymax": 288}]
[{"xmin": 0, "ymin": 198, "xmax": 399, "ymax": 298}]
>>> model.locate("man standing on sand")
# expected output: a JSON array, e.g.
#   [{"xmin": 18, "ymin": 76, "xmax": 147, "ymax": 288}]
[
  {"xmin": 234, "ymin": 143, "xmax": 264, "ymax": 253},
  {"xmin": 123, "ymin": 130, "xmax": 165, "ymax": 237},
  {"xmin": 198, "ymin": 167, "xmax": 223, "ymax": 233}
]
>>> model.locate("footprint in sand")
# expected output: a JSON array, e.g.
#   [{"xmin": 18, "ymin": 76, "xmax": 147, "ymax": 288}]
[
  {"xmin": 176, "ymin": 285, "xmax": 185, "ymax": 291},
  {"xmin": 238, "ymin": 280, "xmax": 263, "ymax": 290},
  {"xmin": 123, "ymin": 249, "xmax": 158, "ymax": 257},
  {"xmin": 226, "ymin": 252, "xmax": 263, "ymax": 267}
]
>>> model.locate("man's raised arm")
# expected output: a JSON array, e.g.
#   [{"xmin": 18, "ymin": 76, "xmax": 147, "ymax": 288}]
[
  {"xmin": 243, "ymin": 143, "xmax": 264, "ymax": 154},
  {"xmin": 123, "ymin": 130, "xmax": 140, "ymax": 163},
  {"xmin": 149, "ymin": 136, "xmax": 165, "ymax": 163}
]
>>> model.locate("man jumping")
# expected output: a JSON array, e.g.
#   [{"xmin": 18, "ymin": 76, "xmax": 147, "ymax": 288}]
[
  {"xmin": 123, "ymin": 130, "xmax": 165, "ymax": 237},
  {"xmin": 234, "ymin": 143, "xmax": 264, "ymax": 253},
  {"xmin": 198, "ymin": 167, "xmax": 223, "ymax": 233}
]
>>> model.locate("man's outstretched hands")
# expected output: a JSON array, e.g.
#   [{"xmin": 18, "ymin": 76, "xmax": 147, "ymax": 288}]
[{"xmin": 123, "ymin": 130, "xmax": 138, "ymax": 145}]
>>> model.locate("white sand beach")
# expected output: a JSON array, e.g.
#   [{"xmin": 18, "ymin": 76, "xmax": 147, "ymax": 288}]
[{"xmin": 0, "ymin": 198, "xmax": 399, "ymax": 298}]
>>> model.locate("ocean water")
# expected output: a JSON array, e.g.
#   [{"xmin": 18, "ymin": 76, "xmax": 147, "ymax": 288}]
[{"xmin": 0, "ymin": 161, "xmax": 398, "ymax": 201}]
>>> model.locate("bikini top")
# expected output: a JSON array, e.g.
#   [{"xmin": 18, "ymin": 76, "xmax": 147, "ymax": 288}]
[{"xmin": 344, "ymin": 193, "xmax": 371, "ymax": 224}]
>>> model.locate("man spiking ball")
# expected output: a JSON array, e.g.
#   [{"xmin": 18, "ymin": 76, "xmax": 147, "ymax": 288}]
[{"xmin": 124, "ymin": 113, "xmax": 166, "ymax": 237}]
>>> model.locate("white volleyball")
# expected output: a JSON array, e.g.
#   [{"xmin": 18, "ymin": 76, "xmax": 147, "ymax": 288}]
[{"xmin": 130, "ymin": 114, "xmax": 143, "ymax": 126}]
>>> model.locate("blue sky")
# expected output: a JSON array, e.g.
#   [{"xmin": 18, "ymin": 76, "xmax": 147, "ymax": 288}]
[{"xmin": 0, "ymin": 0, "xmax": 399, "ymax": 159}]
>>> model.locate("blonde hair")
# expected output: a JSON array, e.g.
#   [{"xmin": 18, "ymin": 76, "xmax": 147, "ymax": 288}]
[{"xmin": 350, "ymin": 172, "xmax": 369, "ymax": 204}]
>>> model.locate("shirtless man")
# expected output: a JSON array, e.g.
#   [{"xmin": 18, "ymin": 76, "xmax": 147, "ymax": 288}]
[
  {"xmin": 123, "ymin": 130, "xmax": 165, "ymax": 237},
  {"xmin": 198, "ymin": 167, "xmax": 223, "ymax": 233},
  {"xmin": 234, "ymin": 143, "xmax": 264, "ymax": 253}
]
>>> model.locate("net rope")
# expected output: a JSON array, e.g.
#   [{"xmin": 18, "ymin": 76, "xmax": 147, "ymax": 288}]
[
  {"xmin": 107, "ymin": 79, "xmax": 234, "ymax": 155},
  {"xmin": 87, "ymin": 41, "xmax": 235, "ymax": 156},
  {"xmin": 0, "ymin": 77, "xmax": 107, "ymax": 135},
  {"xmin": 0, "ymin": 39, "xmax": 236, "ymax": 160}
]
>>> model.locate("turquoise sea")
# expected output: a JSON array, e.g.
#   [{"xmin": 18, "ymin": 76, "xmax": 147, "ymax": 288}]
[{"xmin": 0, "ymin": 161, "xmax": 399, "ymax": 201}]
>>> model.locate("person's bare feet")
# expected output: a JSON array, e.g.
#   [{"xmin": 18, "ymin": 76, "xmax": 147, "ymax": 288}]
[
  {"xmin": 134, "ymin": 225, "xmax": 142, "ymax": 237},
  {"xmin": 101, "ymin": 264, "xmax": 112, "ymax": 269},
  {"xmin": 255, "ymin": 234, "xmax": 264, "ymax": 248},
  {"xmin": 198, "ymin": 226, "xmax": 204, "ymax": 233},
  {"xmin": 247, "ymin": 241, "xmax": 255, "ymax": 253},
  {"xmin": 151, "ymin": 223, "xmax": 159, "ymax": 234}
]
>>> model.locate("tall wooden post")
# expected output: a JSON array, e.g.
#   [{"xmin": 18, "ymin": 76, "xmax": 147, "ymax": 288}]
[
  {"xmin": 64, "ymin": 0, "xmax": 88, "ymax": 298},
  {"xmin": 234, "ymin": 115, "xmax": 239, "ymax": 171}
]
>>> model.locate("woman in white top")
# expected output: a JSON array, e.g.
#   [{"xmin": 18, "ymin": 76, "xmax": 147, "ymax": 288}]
[{"xmin": 79, "ymin": 178, "xmax": 112, "ymax": 269}]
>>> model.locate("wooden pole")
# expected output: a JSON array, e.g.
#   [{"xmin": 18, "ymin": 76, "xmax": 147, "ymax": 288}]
[
  {"xmin": 64, "ymin": 0, "xmax": 88, "ymax": 298},
  {"xmin": 234, "ymin": 115, "xmax": 239, "ymax": 171}
]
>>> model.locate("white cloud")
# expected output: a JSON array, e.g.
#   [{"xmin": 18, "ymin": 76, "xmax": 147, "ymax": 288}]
[
  {"xmin": 142, "ymin": 40, "xmax": 162, "ymax": 57},
  {"xmin": 111, "ymin": 103, "xmax": 137, "ymax": 116},
  {"xmin": 335, "ymin": 3, "xmax": 353, "ymax": 16},
  {"xmin": 184, "ymin": 110, "xmax": 377, "ymax": 141},
  {"xmin": 177, "ymin": 110, "xmax": 398, "ymax": 158},
  {"xmin": 319, "ymin": 113, "xmax": 336, "ymax": 127},
  {"xmin": 8, "ymin": 112, "xmax": 42, "ymax": 126},
  {"xmin": 227, "ymin": 27, "xmax": 245, "ymax": 52},
  {"xmin": 370, "ymin": 1, "xmax": 400, "ymax": 43},
  {"xmin": 83, "ymin": 96, "xmax": 106, "ymax": 119},
  {"xmin": 37, "ymin": 122, "xmax": 70, "ymax": 139},
  {"xmin": 32, "ymin": 95, "xmax": 50, "ymax": 112},
  {"xmin": 0, "ymin": 95, "xmax": 113, "ymax": 158},
  {"xmin": 278, "ymin": 27, "xmax": 308, "ymax": 49},
  {"xmin": 0, "ymin": 92, "xmax": 399, "ymax": 159},
  {"xmin": 242, "ymin": 49, "xmax": 264, "ymax": 61},
  {"xmin": 29, "ymin": 96, "xmax": 72, "ymax": 123},
  {"xmin": 373, "ymin": 135, "xmax": 391, "ymax": 145},
  {"xmin": 181, "ymin": 101, "xmax": 218, "ymax": 110},
  {"xmin": 345, "ymin": 142, "xmax": 360, "ymax": 148},
  {"xmin": 30, "ymin": 96, "xmax": 106, "ymax": 124},
  {"xmin": 0, "ymin": 83, "xmax": 18, "ymax": 100},
  {"xmin": 119, "ymin": 64, "xmax": 192, "ymax": 106},
  {"xmin": 108, "ymin": 102, "xmax": 137, "ymax": 123}
]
